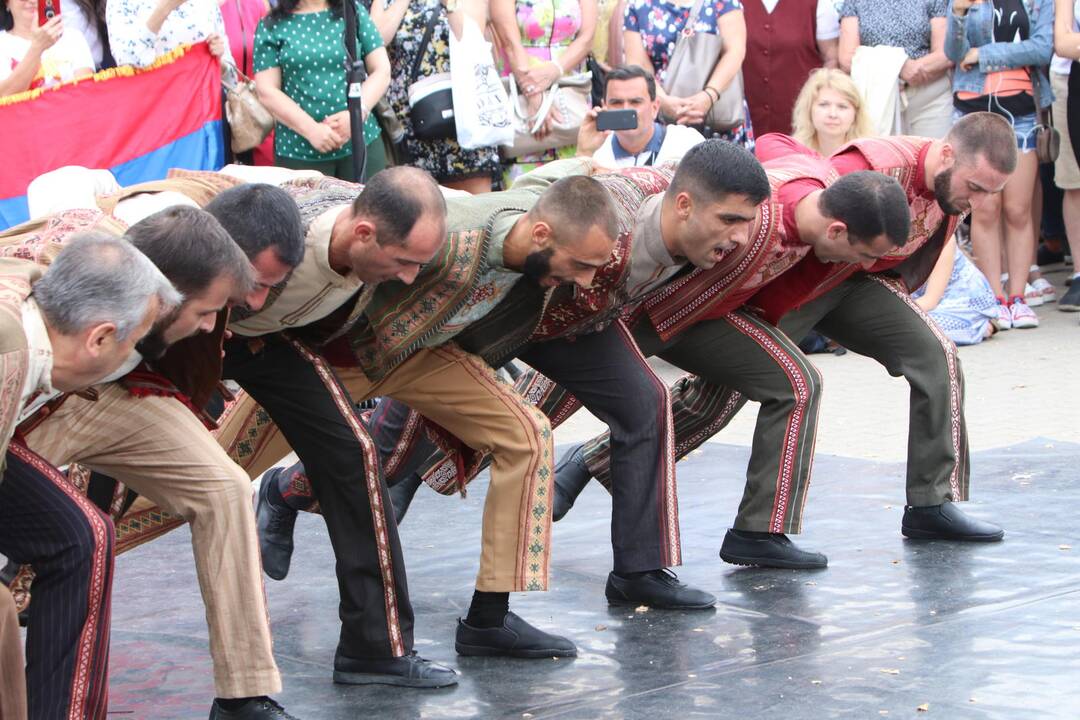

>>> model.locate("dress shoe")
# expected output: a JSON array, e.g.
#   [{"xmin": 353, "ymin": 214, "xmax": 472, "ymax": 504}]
[
  {"xmin": 208, "ymin": 698, "xmax": 298, "ymax": 719},
  {"xmin": 719, "ymin": 529, "xmax": 828, "ymax": 569},
  {"xmin": 455, "ymin": 611, "xmax": 577, "ymax": 658},
  {"xmin": 552, "ymin": 443, "xmax": 592, "ymax": 521},
  {"xmin": 605, "ymin": 568, "xmax": 716, "ymax": 609},
  {"xmin": 255, "ymin": 469, "xmax": 297, "ymax": 581},
  {"xmin": 388, "ymin": 473, "xmax": 424, "ymax": 524},
  {"xmin": 333, "ymin": 651, "xmax": 458, "ymax": 688},
  {"xmin": 901, "ymin": 502, "xmax": 1004, "ymax": 542}
]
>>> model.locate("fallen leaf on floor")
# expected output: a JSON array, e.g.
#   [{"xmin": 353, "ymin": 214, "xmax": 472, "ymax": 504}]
[
  {"xmin": 917, "ymin": 703, "xmax": 930, "ymax": 712},
  {"xmin": 1060, "ymin": 545, "xmax": 1072, "ymax": 550},
  {"xmin": 594, "ymin": 624, "xmax": 607, "ymax": 631},
  {"xmin": 635, "ymin": 605, "xmax": 649, "ymax": 613},
  {"xmin": 879, "ymin": 668, "xmax": 901, "ymax": 675},
  {"xmin": 811, "ymin": 680, "xmax": 822, "ymax": 685}
]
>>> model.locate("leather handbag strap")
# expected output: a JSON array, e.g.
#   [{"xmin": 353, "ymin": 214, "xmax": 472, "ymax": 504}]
[{"xmin": 410, "ymin": 4, "xmax": 444, "ymax": 85}]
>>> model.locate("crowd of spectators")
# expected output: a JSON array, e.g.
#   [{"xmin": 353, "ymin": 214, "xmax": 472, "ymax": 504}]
[{"xmin": 4, "ymin": 0, "xmax": 1079, "ymax": 328}]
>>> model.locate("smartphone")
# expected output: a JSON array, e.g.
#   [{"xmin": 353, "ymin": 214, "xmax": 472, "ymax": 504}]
[
  {"xmin": 38, "ymin": 0, "xmax": 60, "ymax": 26},
  {"xmin": 596, "ymin": 109, "xmax": 638, "ymax": 132}
]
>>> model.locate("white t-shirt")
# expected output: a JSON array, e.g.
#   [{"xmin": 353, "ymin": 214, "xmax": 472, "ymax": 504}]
[
  {"xmin": 760, "ymin": 0, "xmax": 840, "ymax": 40},
  {"xmin": 0, "ymin": 27, "xmax": 94, "ymax": 91},
  {"xmin": 60, "ymin": 0, "xmax": 105, "ymax": 68},
  {"xmin": 593, "ymin": 124, "xmax": 704, "ymax": 168},
  {"xmin": 1052, "ymin": 0, "xmax": 1080, "ymax": 75}
]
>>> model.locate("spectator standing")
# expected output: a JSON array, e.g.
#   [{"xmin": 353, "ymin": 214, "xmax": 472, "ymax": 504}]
[
  {"xmin": 839, "ymin": 0, "xmax": 954, "ymax": 137},
  {"xmin": 254, "ymin": 0, "xmax": 391, "ymax": 180},
  {"xmin": 575, "ymin": 63, "xmax": 704, "ymax": 164},
  {"xmin": 623, "ymin": 0, "xmax": 752, "ymax": 146},
  {"xmin": 742, "ymin": 0, "xmax": 839, "ymax": 137},
  {"xmin": 946, "ymin": 0, "xmax": 1054, "ymax": 329},
  {"xmin": 1, "ymin": 0, "xmax": 93, "ymax": 95},
  {"xmin": 791, "ymin": 67, "xmax": 874, "ymax": 156},
  {"xmin": 1052, "ymin": 0, "xmax": 1080, "ymax": 311},
  {"xmin": 219, "ymin": 0, "xmax": 274, "ymax": 165},
  {"xmin": 491, "ymin": 0, "xmax": 598, "ymax": 173},
  {"xmin": 61, "ymin": 0, "xmax": 110, "ymax": 68},
  {"xmin": 371, "ymin": 0, "xmax": 499, "ymax": 193},
  {"xmin": 108, "ymin": 0, "xmax": 228, "ymax": 67},
  {"xmin": 592, "ymin": 0, "xmax": 624, "ymax": 69}
]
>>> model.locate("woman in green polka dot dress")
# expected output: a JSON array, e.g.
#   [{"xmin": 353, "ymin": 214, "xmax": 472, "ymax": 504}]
[{"xmin": 253, "ymin": 0, "xmax": 391, "ymax": 180}]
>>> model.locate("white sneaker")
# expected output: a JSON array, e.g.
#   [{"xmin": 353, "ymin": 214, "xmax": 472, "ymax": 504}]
[
  {"xmin": 993, "ymin": 301, "xmax": 1013, "ymax": 331},
  {"xmin": 1024, "ymin": 283, "xmax": 1045, "ymax": 306},
  {"xmin": 1030, "ymin": 277, "xmax": 1056, "ymax": 304},
  {"xmin": 1009, "ymin": 298, "xmax": 1039, "ymax": 329}
]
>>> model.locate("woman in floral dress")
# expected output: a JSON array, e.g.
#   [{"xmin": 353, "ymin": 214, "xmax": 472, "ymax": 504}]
[
  {"xmin": 491, "ymin": 0, "xmax": 597, "ymax": 176},
  {"xmin": 372, "ymin": 0, "xmax": 501, "ymax": 192},
  {"xmin": 623, "ymin": 0, "xmax": 753, "ymax": 147}
]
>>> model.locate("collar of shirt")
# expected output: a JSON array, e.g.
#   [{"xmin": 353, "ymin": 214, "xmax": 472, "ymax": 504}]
[
  {"xmin": 778, "ymin": 177, "xmax": 829, "ymax": 247},
  {"xmin": 913, "ymin": 142, "xmax": 935, "ymax": 200},
  {"xmin": 636, "ymin": 193, "xmax": 677, "ymax": 268},
  {"xmin": 487, "ymin": 209, "xmax": 525, "ymax": 273},
  {"xmin": 612, "ymin": 123, "xmax": 667, "ymax": 165},
  {"xmin": 18, "ymin": 298, "xmax": 58, "ymax": 423}
]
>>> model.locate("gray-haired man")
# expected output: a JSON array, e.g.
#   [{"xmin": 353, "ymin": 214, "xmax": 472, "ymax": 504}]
[{"xmin": 0, "ymin": 233, "xmax": 178, "ymax": 720}]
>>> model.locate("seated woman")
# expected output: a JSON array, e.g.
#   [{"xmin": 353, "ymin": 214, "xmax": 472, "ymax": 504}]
[
  {"xmin": 913, "ymin": 235, "xmax": 999, "ymax": 345},
  {"xmin": 790, "ymin": 67, "xmax": 874, "ymax": 157},
  {"xmin": 0, "ymin": 0, "xmax": 93, "ymax": 96}
]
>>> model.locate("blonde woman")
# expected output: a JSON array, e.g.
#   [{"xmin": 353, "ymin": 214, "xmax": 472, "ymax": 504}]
[{"xmin": 791, "ymin": 68, "xmax": 874, "ymax": 156}]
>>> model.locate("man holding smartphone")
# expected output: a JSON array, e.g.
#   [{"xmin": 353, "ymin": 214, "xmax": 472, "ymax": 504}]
[{"xmin": 578, "ymin": 65, "xmax": 704, "ymax": 168}]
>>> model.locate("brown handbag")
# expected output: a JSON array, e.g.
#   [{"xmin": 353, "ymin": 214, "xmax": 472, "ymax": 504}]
[
  {"xmin": 1029, "ymin": 68, "xmax": 1060, "ymax": 164},
  {"xmin": 222, "ymin": 62, "xmax": 275, "ymax": 154}
]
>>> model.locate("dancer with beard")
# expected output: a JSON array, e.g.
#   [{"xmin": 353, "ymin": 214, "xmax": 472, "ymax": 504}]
[{"xmin": 557, "ymin": 112, "xmax": 1017, "ymax": 548}]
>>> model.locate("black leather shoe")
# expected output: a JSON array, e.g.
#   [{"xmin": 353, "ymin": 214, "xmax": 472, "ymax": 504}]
[
  {"xmin": 388, "ymin": 473, "xmax": 424, "ymax": 525},
  {"xmin": 901, "ymin": 502, "xmax": 1004, "ymax": 541},
  {"xmin": 719, "ymin": 529, "xmax": 828, "ymax": 569},
  {"xmin": 553, "ymin": 443, "xmax": 592, "ymax": 521},
  {"xmin": 333, "ymin": 650, "xmax": 458, "ymax": 688},
  {"xmin": 208, "ymin": 698, "xmax": 298, "ymax": 719},
  {"xmin": 605, "ymin": 568, "xmax": 716, "ymax": 609},
  {"xmin": 455, "ymin": 612, "xmax": 577, "ymax": 658},
  {"xmin": 255, "ymin": 469, "xmax": 297, "ymax": 581}
]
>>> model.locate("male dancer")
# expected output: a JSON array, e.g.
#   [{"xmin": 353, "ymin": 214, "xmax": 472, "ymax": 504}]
[
  {"xmin": 0, "ymin": 235, "xmax": 177, "ymax": 720},
  {"xmin": 560, "ymin": 112, "xmax": 1017, "ymax": 547}
]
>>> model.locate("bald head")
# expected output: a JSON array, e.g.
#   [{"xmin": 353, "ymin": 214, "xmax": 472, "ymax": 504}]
[{"xmin": 352, "ymin": 166, "xmax": 447, "ymax": 247}]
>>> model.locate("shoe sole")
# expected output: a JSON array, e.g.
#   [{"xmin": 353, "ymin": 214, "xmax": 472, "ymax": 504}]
[
  {"xmin": 901, "ymin": 527, "xmax": 1004, "ymax": 542},
  {"xmin": 454, "ymin": 642, "xmax": 577, "ymax": 659},
  {"xmin": 1058, "ymin": 302, "xmax": 1080, "ymax": 312},
  {"xmin": 333, "ymin": 670, "xmax": 459, "ymax": 688},
  {"xmin": 1011, "ymin": 320, "xmax": 1038, "ymax": 329},
  {"xmin": 606, "ymin": 596, "xmax": 716, "ymax": 610},
  {"xmin": 719, "ymin": 552, "xmax": 827, "ymax": 570}
]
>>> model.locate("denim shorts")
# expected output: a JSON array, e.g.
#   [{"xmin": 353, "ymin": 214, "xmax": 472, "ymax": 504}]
[{"xmin": 953, "ymin": 109, "xmax": 1038, "ymax": 153}]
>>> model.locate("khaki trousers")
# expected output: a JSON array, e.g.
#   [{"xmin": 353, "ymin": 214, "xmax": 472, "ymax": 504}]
[
  {"xmin": 902, "ymin": 74, "xmax": 954, "ymax": 139},
  {"xmin": 0, "ymin": 585, "xmax": 26, "ymax": 720},
  {"xmin": 220, "ymin": 343, "xmax": 554, "ymax": 593},
  {"xmin": 23, "ymin": 383, "xmax": 281, "ymax": 699}
]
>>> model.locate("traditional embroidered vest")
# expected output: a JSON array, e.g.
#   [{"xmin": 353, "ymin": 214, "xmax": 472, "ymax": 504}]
[
  {"xmin": 327, "ymin": 188, "xmax": 544, "ymax": 381},
  {"xmin": 750, "ymin": 135, "xmax": 961, "ymax": 323},
  {"xmin": 640, "ymin": 152, "xmax": 836, "ymax": 341}
]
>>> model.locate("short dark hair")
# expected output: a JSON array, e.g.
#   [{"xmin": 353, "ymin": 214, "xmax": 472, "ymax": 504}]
[
  {"xmin": 532, "ymin": 175, "xmax": 620, "ymax": 247},
  {"xmin": 204, "ymin": 184, "xmax": 305, "ymax": 268},
  {"xmin": 352, "ymin": 166, "xmax": 446, "ymax": 247},
  {"xmin": 604, "ymin": 64, "xmax": 656, "ymax": 101},
  {"xmin": 819, "ymin": 171, "xmax": 911, "ymax": 248},
  {"xmin": 669, "ymin": 139, "xmax": 771, "ymax": 206},
  {"xmin": 946, "ymin": 111, "xmax": 1018, "ymax": 174},
  {"xmin": 124, "ymin": 205, "xmax": 255, "ymax": 297}
]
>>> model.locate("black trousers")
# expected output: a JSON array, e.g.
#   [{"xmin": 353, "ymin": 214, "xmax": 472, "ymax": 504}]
[
  {"xmin": 222, "ymin": 334, "xmax": 413, "ymax": 660},
  {"xmin": 370, "ymin": 322, "xmax": 681, "ymax": 574},
  {"xmin": 0, "ymin": 444, "xmax": 113, "ymax": 720}
]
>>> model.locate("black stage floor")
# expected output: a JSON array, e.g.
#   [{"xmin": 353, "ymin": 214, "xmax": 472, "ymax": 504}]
[{"xmin": 108, "ymin": 439, "xmax": 1080, "ymax": 719}]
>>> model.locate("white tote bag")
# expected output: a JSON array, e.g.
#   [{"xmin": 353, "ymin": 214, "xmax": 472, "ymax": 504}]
[{"xmin": 449, "ymin": 17, "xmax": 514, "ymax": 149}]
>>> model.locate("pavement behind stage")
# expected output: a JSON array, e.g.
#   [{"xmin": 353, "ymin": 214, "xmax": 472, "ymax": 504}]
[{"xmin": 103, "ymin": 265, "xmax": 1080, "ymax": 718}]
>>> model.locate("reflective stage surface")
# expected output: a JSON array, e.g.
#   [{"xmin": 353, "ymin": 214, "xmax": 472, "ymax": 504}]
[{"xmin": 109, "ymin": 439, "xmax": 1080, "ymax": 719}]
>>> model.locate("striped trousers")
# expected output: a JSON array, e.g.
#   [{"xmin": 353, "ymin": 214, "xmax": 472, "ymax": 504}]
[
  {"xmin": 0, "ymin": 443, "xmax": 113, "ymax": 720},
  {"xmin": 0, "ymin": 584, "xmax": 26, "ymax": 720}
]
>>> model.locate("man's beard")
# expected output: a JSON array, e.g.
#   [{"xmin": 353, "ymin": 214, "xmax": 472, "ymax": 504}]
[
  {"xmin": 135, "ymin": 306, "xmax": 181, "ymax": 360},
  {"xmin": 933, "ymin": 166, "xmax": 964, "ymax": 215},
  {"xmin": 522, "ymin": 247, "xmax": 555, "ymax": 284}
]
